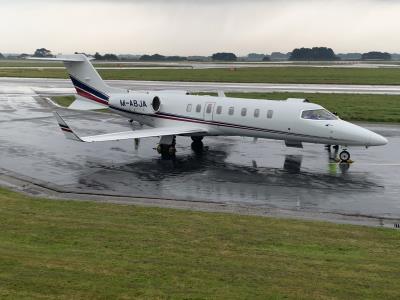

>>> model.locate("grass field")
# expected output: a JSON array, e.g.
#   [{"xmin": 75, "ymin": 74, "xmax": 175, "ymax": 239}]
[
  {"xmin": 52, "ymin": 95, "xmax": 76, "ymax": 107},
  {"xmin": 0, "ymin": 187, "xmax": 399, "ymax": 299},
  {"xmin": 53, "ymin": 92, "xmax": 400, "ymax": 123},
  {"xmin": 3, "ymin": 66, "xmax": 400, "ymax": 85},
  {"xmin": 229, "ymin": 92, "xmax": 400, "ymax": 123}
]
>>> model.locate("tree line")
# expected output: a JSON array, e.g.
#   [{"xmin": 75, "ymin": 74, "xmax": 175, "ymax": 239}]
[{"xmin": 0, "ymin": 48, "xmax": 396, "ymax": 61}]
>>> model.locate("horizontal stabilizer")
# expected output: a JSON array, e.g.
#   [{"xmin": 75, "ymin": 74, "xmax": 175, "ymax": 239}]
[
  {"xmin": 27, "ymin": 55, "xmax": 94, "ymax": 62},
  {"xmin": 53, "ymin": 112, "xmax": 207, "ymax": 143}
]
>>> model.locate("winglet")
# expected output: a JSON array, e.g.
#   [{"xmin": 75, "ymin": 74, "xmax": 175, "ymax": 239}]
[
  {"xmin": 218, "ymin": 91, "xmax": 226, "ymax": 97},
  {"xmin": 53, "ymin": 112, "xmax": 83, "ymax": 142}
]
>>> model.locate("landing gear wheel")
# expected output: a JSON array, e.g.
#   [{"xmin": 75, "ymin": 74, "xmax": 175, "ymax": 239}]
[
  {"xmin": 191, "ymin": 141, "xmax": 204, "ymax": 153},
  {"xmin": 339, "ymin": 150, "xmax": 351, "ymax": 162},
  {"xmin": 156, "ymin": 144, "xmax": 163, "ymax": 154},
  {"xmin": 168, "ymin": 146, "xmax": 176, "ymax": 156},
  {"xmin": 156, "ymin": 144, "xmax": 176, "ymax": 158}
]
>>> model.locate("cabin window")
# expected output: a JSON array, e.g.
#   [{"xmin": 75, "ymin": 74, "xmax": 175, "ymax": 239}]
[
  {"xmin": 206, "ymin": 103, "xmax": 213, "ymax": 114},
  {"xmin": 254, "ymin": 109, "xmax": 260, "ymax": 118},
  {"xmin": 267, "ymin": 110, "xmax": 274, "ymax": 119},
  {"xmin": 216, "ymin": 106, "xmax": 222, "ymax": 114},
  {"xmin": 228, "ymin": 107, "xmax": 235, "ymax": 115},
  {"xmin": 241, "ymin": 108, "xmax": 247, "ymax": 117},
  {"xmin": 186, "ymin": 104, "xmax": 192, "ymax": 112},
  {"xmin": 301, "ymin": 109, "xmax": 337, "ymax": 120},
  {"xmin": 196, "ymin": 104, "xmax": 202, "ymax": 113}
]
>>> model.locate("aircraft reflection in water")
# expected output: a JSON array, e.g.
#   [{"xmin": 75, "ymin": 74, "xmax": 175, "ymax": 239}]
[{"xmin": 76, "ymin": 143, "xmax": 379, "ymax": 209}]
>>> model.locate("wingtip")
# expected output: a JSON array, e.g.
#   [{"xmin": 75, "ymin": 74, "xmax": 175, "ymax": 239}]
[{"xmin": 53, "ymin": 111, "xmax": 83, "ymax": 142}]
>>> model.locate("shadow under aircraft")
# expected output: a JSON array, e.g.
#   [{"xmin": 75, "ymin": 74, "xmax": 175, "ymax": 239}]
[{"xmin": 75, "ymin": 143, "xmax": 382, "ymax": 205}]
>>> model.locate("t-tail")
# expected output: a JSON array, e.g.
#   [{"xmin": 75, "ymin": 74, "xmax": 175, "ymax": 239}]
[{"xmin": 28, "ymin": 54, "xmax": 127, "ymax": 109}]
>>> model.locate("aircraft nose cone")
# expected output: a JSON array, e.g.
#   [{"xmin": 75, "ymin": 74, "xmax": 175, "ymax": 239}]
[{"xmin": 369, "ymin": 132, "xmax": 388, "ymax": 146}]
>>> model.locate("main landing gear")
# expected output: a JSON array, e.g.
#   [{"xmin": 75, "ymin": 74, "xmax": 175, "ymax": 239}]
[
  {"xmin": 156, "ymin": 136, "xmax": 176, "ymax": 159},
  {"xmin": 155, "ymin": 136, "xmax": 206, "ymax": 158},
  {"xmin": 191, "ymin": 136, "xmax": 205, "ymax": 154}
]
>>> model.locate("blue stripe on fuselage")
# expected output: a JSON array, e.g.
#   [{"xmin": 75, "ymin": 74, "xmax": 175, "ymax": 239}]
[{"xmin": 69, "ymin": 75, "xmax": 109, "ymax": 101}]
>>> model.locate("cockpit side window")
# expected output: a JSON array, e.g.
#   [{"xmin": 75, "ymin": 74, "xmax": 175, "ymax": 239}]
[{"xmin": 301, "ymin": 109, "xmax": 337, "ymax": 120}]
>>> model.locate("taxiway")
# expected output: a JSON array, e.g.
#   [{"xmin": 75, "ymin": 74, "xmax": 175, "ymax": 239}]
[{"xmin": 0, "ymin": 81, "xmax": 399, "ymax": 227}]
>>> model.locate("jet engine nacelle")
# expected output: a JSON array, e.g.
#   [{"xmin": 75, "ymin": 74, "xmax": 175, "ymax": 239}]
[{"xmin": 109, "ymin": 93, "xmax": 162, "ymax": 114}]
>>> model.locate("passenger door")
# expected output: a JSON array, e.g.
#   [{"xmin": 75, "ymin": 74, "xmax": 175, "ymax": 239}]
[{"xmin": 204, "ymin": 102, "xmax": 216, "ymax": 121}]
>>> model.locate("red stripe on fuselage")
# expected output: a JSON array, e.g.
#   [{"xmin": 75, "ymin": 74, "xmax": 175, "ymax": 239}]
[{"xmin": 75, "ymin": 87, "xmax": 108, "ymax": 105}]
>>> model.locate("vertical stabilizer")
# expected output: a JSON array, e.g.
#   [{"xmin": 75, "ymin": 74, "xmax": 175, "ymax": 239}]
[{"xmin": 29, "ymin": 54, "xmax": 127, "ymax": 106}]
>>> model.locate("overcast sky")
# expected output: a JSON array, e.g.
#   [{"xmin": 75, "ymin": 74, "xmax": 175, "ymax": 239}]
[{"xmin": 1, "ymin": 0, "xmax": 400, "ymax": 55}]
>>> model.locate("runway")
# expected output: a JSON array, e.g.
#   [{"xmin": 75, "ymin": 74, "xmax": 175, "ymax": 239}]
[
  {"xmin": 0, "ymin": 81, "xmax": 400, "ymax": 227},
  {"xmin": 2, "ymin": 77, "xmax": 400, "ymax": 95}
]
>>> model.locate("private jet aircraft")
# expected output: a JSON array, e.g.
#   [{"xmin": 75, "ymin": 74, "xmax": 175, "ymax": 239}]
[{"xmin": 31, "ymin": 54, "xmax": 388, "ymax": 161}]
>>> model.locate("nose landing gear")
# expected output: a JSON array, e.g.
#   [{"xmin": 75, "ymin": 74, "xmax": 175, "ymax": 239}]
[
  {"xmin": 327, "ymin": 145, "xmax": 353, "ymax": 164},
  {"xmin": 339, "ymin": 150, "xmax": 351, "ymax": 162}
]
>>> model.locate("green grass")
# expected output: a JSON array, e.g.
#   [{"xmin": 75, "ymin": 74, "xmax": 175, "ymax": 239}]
[
  {"xmin": 228, "ymin": 92, "xmax": 400, "ymax": 123},
  {"xmin": 52, "ymin": 92, "xmax": 400, "ymax": 123},
  {"xmin": 52, "ymin": 95, "xmax": 75, "ymax": 107},
  {"xmin": 0, "ymin": 189, "xmax": 400, "ymax": 299},
  {"xmin": 3, "ymin": 67, "xmax": 400, "ymax": 85}
]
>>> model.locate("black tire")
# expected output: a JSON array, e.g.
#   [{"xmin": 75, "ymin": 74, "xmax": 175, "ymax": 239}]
[
  {"xmin": 339, "ymin": 150, "xmax": 351, "ymax": 161},
  {"xmin": 168, "ymin": 146, "xmax": 176, "ymax": 156},
  {"xmin": 191, "ymin": 141, "xmax": 204, "ymax": 153}
]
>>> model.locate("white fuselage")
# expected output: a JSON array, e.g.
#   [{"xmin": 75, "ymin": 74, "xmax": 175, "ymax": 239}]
[{"xmin": 107, "ymin": 92, "xmax": 387, "ymax": 147}]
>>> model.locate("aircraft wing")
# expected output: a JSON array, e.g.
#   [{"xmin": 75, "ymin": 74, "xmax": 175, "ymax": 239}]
[{"xmin": 54, "ymin": 112, "xmax": 207, "ymax": 143}]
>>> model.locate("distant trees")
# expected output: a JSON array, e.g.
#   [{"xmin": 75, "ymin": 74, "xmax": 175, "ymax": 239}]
[
  {"xmin": 262, "ymin": 55, "xmax": 271, "ymax": 61},
  {"xmin": 140, "ymin": 54, "xmax": 164, "ymax": 61},
  {"xmin": 33, "ymin": 48, "xmax": 53, "ymax": 58},
  {"xmin": 94, "ymin": 52, "xmax": 119, "ymax": 61},
  {"xmin": 139, "ymin": 54, "xmax": 187, "ymax": 62},
  {"xmin": 166, "ymin": 56, "xmax": 187, "ymax": 62},
  {"xmin": 270, "ymin": 52, "xmax": 290, "ymax": 61},
  {"xmin": 362, "ymin": 51, "xmax": 391, "ymax": 60},
  {"xmin": 247, "ymin": 53, "xmax": 265, "ymax": 62},
  {"xmin": 212, "ymin": 52, "xmax": 237, "ymax": 61},
  {"xmin": 0, "ymin": 53, "xmax": 4, "ymax": 59},
  {"xmin": 337, "ymin": 53, "xmax": 362, "ymax": 60},
  {"xmin": 290, "ymin": 47, "xmax": 338, "ymax": 61}
]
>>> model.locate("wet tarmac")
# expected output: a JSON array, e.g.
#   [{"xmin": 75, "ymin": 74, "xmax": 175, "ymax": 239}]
[{"xmin": 1, "ymin": 83, "xmax": 400, "ymax": 227}]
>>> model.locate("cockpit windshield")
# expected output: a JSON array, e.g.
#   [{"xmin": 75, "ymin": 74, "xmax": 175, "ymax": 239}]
[{"xmin": 301, "ymin": 109, "xmax": 337, "ymax": 120}]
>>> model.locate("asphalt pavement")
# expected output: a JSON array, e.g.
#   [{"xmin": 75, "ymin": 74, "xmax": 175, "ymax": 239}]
[{"xmin": 0, "ymin": 81, "xmax": 400, "ymax": 228}]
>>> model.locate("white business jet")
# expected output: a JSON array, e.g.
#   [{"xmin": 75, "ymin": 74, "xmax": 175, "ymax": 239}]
[{"xmin": 32, "ymin": 54, "xmax": 387, "ymax": 161}]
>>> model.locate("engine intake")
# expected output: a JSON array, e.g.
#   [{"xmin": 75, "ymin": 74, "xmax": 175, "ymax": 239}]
[{"xmin": 152, "ymin": 96, "xmax": 161, "ymax": 112}]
